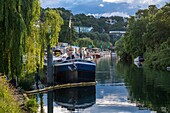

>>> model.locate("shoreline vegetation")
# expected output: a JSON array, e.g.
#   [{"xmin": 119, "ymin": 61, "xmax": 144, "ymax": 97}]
[
  {"xmin": 0, "ymin": 75, "xmax": 23, "ymax": 113},
  {"xmin": 115, "ymin": 3, "xmax": 170, "ymax": 70},
  {"xmin": 0, "ymin": 75, "xmax": 38, "ymax": 113}
]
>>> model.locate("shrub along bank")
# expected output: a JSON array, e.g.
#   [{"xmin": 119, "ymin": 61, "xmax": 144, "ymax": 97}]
[{"xmin": 0, "ymin": 76, "xmax": 23, "ymax": 113}]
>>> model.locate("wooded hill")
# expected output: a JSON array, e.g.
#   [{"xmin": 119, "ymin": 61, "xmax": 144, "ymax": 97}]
[
  {"xmin": 54, "ymin": 8, "xmax": 127, "ymax": 33},
  {"xmin": 41, "ymin": 8, "xmax": 128, "ymax": 48}
]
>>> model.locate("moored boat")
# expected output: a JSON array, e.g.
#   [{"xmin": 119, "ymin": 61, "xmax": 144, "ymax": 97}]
[
  {"xmin": 134, "ymin": 56, "xmax": 144, "ymax": 62},
  {"xmin": 134, "ymin": 56, "xmax": 144, "ymax": 68},
  {"xmin": 53, "ymin": 59, "xmax": 96, "ymax": 84},
  {"xmin": 167, "ymin": 67, "xmax": 170, "ymax": 71}
]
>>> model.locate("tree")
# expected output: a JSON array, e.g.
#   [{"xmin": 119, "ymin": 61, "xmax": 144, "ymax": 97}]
[
  {"xmin": 0, "ymin": 0, "xmax": 40, "ymax": 80},
  {"xmin": 115, "ymin": 3, "xmax": 170, "ymax": 70},
  {"xmin": 77, "ymin": 38, "xmax": 94, "ymax": 47},
  {"xmin": 0, "ymin": 1, "xmax": 64, "ymax": 88},
  {"xmin": 42, "ymin": 9, "xmax": 63, "ymax": 45}
]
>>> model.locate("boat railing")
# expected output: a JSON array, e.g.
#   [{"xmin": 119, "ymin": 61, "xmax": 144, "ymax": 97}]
[{"xmin": 59, "ymin": 59, "xmax": 95, "ymax": 64}]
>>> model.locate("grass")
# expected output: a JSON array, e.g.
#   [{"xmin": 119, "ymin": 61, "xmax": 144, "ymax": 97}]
[{"xmin": 0, "ymin": 76, "xmax": 23, "ymax": 113}]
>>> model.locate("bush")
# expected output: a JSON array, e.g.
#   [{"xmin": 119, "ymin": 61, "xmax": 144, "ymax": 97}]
[
  {"xmin": 0, "ymin": 77, "xmax": 22, "ymax": 113},
  {"xmin": 25, "ymin": 98, "xmax": 39, "ymax": 113},
  {"xmin": 19, "ymin": 75, "xmax": 34, "ymax": 91}
]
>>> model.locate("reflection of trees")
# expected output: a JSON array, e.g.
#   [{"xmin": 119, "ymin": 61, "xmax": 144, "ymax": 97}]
[
  {"xmin": 96, "ymin": 57, "xmax": 110, "ymax": 71},
  {"xmin": 96, "ymin": 56, "xmax": 124, "ymax": 84},
  {"xmin": 39, "ymin": 93, "xmax": 45, "ymax": 113},
  {"xmin": 95, "ymin": 57, "xmax": 111, "ymax": 83},
  {"xmin": 116, "ymin": 61, "xmax": 170, "ymax": 112}
]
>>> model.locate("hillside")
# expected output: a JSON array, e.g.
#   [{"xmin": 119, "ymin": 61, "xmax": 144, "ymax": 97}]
[{"xmin": 41, "ymin": 7, "xmax": 127, "ymax": 48}]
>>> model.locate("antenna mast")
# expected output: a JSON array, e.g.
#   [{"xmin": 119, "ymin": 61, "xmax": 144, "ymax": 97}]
[{"xmin": 69, "ymin": 16, "xmax": 72, "ymax": 45}]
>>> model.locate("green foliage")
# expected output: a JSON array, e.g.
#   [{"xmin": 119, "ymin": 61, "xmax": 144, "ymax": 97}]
[
  {"xmin": 42, "ymin": 9, "xmax": 64, "ymax": 45},
  {"xmin": 144, "ymin": 38, "xmax": 170, "ymax": 70},
  {"xmin": 19, "ymin": 74, "xmax": 35, "ymax": 90},
  {"xmin": 115, "ymin": 37, "xmax": 124, "ymax": 56},
  {"xmin": 78, "ymin": 32, "xmax": 111, "ymax": 48},
  {"xmin": 0, "ymin": 1, "xmax": 64, "ymax": 90},
  {"xmin": 77, "ymin": 38, "xmax": 94, "ymax": 47},
  {"xmin": 25, "ymin": 98, "xmax": 39, "ymax": 113},
  {"xmin": 0, "ymin": 0, "xmax": 41, "ymax": 81},
  {"xmin": 73, "ymin": 14, "xmax": 127, "ymax": 32},
  {"xmin": 56, "ymin": 8, "xmax": 73, "ymax": 20},
  {"xmin": 0, "ymin": 77, "xmax": 22, "ymax": 113},
  {"xmin": 58, "ymin": 20, "xmax": 78, "ymax": 44},
  {"xmin": 115, "ymin": 3, "xmax": 170, "ymax": 69},
  {"xmin": 43, "ymin": 7, "xmax": 127, "ymax": 46}
]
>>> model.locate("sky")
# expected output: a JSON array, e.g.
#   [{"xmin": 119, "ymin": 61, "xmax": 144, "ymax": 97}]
[{"xmin": 40, "ymin": 0, "xmax": 170, "ymax": 17}]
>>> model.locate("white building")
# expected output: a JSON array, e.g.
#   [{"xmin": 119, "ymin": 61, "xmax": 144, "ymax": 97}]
[
  {"xmin": 73, "ymin": 26, "xmax": 93, "ymax": 33},
  {"xmin": 109, "ymin": 31, "xmax": 126, "ymax": 37}
]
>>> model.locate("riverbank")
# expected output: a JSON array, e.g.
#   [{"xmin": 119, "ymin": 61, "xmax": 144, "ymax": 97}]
[{"xmin": 0, "ymin": 75, "xmax": 30, "ymax": 112}]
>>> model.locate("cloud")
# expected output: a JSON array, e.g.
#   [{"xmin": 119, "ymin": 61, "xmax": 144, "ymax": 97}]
[
  {"xmin": 41, "ymin": 0, "xmax": 169, "ymax": 9},
  {"xmin": 88, "ymin": 12, "xmax": 130, "ymax": 17},
  {"xmin": 103, "ymin": 0, "xmax": 133, "ymax": 3},
  {"xmin": 102, "ymin": 0, "xmax": 169, "ymax": 7},
  {"xmin": 40, "ymin": 0, "xmax": 101, "ymax": 8},
  {"xmin": 40, "ymin": 0, "xmax": 169, "ymax": 17},
  {"xmin": 99, "ymin": 4, "xmax": 104, "ymax": 7}
]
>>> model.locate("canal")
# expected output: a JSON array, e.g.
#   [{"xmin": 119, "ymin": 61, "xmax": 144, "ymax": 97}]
[{"xmin": 36, "ymin": 55, "xmax": 170, "ymax": 113}]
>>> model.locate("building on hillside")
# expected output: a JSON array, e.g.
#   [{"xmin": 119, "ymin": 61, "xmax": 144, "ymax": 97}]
[
  {"xmin": 109, "ymin": 31, "xmax": 126, "ymax": 37},
  {"xmin": 73, "ymin": 26, "xmax": 93, "ymax": 33}
]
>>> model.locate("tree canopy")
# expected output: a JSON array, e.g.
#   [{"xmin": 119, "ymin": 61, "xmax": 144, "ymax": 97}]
[
  {"xmin": 41, "ymin": 8, "xmax": 127, "ymax": 47},
  {"xmin": 115, "ymin": 3, "xmax": 170, "ymax": 70},
  {"xmin": 0, "ymin": 0, "xmax": 63, "ymax": 89}
]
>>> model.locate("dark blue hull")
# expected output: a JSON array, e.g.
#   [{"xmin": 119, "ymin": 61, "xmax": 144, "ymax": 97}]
[
  {"xmin": 54, "ymin": 86, "xmax": 96, "ymax": 110},
  {"xmin": 53, "ymin": 59, "xmax": 96, "ymax": 84}
]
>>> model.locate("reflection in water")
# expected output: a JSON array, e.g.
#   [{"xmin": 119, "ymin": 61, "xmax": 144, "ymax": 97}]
[
  {"xmin": 54, "ymin": 86, "xmax": 96, "ymax": 112},
  {"xmin": 38, "ymin": 86, "xmax": 96, "ymax": 113},
  {"xmin": 47, "ymin": 91, "xmax": 53, "ymax": 113},
  {"xmin": 38, "ymin": 55, "xmax": 170, "ymax": 113},
  {"xmin": 116, "ymin": 61, "xmax": 170, "ymax": 112},
  {"xmin": 39, "ymin": 93, "xmax": 45, "ymax": 113},
  {"xmin": 96, "ymin": 55, "xmax": 124, "ymax": 84}
]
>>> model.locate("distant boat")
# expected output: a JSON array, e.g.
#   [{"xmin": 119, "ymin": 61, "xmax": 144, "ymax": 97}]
[
  {"xmin": 111, "ymin": 52, "xmax": 117, "ymax": 56},
  {"xmin": 91, "ymin": 48, "xmax": 101, "ymax": 58},
  {"xmin": 54, "ymin": 59, "xmax": 96, "ymax": 84},
  {"xmin": 134, "ymin": 56, "xmax": 144, "ymax": 68},
  {"xmin": 134, "ymin": 61, "xmax": 142, "ymax": 68},
  {"xmin": 44, "ymin": 56, "xmax": 63, "ymax": 66},
  {"xmin": 134, "ymin": 56, "xmax": 144, "ymax": 62}
]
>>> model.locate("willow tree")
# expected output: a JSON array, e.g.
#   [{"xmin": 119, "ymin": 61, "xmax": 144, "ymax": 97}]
[
  {"xmin": 0, "ymin": 0, "xmax": 27, "ymax": 78},
  {"xmin": 41, "ymin": 9, "xmax": 63, "ymax": 48},
  {"xmin": 24, "ymin": 0, "xmax": 41, "ymax": 76},
  {"xmin": 0, "ymin": 0, "xmax": 40, "ymax": 81}
]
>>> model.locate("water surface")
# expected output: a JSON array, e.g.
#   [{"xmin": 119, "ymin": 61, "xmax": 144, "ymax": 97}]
[{"xmin": 37, "ymin": 55, "xmax": 170, "ymax": 113}]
